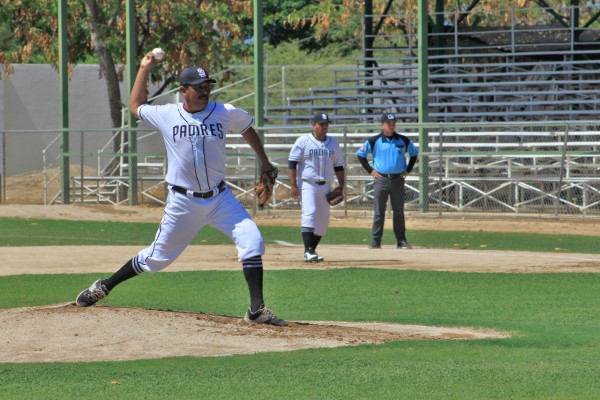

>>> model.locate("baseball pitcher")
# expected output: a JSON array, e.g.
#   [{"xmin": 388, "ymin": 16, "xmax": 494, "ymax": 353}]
[{"xmin": 75, "ymin": 50, "xmax": 286, "ymax": 327}]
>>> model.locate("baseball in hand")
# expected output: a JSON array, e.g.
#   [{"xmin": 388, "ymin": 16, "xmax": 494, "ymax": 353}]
[{"xmin": 152, "ymin": 47, "xmax": 165, "ymax": 61}]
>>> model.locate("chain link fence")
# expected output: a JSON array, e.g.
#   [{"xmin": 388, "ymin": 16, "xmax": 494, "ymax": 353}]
[{"xmin": 1, "ymin": 121, "xmax": 599, "ymax": 218}]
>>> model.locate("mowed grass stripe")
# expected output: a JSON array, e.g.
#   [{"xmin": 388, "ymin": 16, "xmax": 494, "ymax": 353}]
[{"xmin": 0, "ymin": 217, "xmax": 598, "ymax": 254}]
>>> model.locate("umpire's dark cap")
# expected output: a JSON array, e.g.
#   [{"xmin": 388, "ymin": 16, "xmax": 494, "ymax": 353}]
[
  {"xmin": 381, "ymin": 113, "xmax": 397, "ymax": 122},
  {"xmin": 180, "ymin": 66, "xmax": 217, "ymax": 86},
  {"xmin": 312, "ymin": 113, "xmax": 330, "ymax": 124}
]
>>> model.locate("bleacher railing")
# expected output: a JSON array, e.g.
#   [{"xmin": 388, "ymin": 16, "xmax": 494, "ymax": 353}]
[{"xmin": 2, "ymin": 121, "xmax": 598, "ymax": 217}]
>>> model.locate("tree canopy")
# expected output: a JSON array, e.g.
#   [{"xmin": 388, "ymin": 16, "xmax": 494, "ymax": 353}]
[{"xmin": 1, "ymin": 0, "xmax": 596, "ymax": 127}]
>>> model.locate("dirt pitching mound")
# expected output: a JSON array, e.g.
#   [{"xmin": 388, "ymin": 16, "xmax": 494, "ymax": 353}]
[{"xmin": 0, "ymin": 303, "xmax": 509, "ymax": 363}]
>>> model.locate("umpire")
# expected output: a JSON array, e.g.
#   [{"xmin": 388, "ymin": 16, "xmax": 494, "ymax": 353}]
[{"xmin": 356, "ymin": 113, "xmax": 419, "ymax": 249}]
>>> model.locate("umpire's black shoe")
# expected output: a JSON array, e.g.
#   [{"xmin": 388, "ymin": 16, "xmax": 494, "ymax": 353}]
[
  {"xmin": 397, "ymin": 240, "xmax": 412, "ymax": 249},
  {"xmin": 368, "ymin": 241, "xmax": 381, "ymax": 249},
  {"xmin": 76, "ymin": 279, "xmax": 109, "ymax": 307},
  {"xmin": 244, "ymin": 306, "xmax": 288, "ymax": 327}
]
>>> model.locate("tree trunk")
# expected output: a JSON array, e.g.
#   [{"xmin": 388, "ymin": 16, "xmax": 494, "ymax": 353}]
[{"xmin": 83, "ymin": 0, "xmax": 126, "ymax": 177}]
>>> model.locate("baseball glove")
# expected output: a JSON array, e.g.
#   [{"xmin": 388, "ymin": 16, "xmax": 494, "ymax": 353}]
[
  {"xmin": 255, "ymin": 167, "xmax": 279, "ymax": 209},
  {"xmin": 326, "ymin": 186, "xmax": 344, "ymax": 206}
]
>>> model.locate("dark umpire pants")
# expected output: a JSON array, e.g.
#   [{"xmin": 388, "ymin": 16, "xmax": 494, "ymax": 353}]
[{"xmin": 372, "ymin": 174, "xmax": 406, "ymax": 244}]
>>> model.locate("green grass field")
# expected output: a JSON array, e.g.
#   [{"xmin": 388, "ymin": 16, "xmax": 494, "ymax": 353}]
[
  {"xmin": 1, "ymin": 217, "xmax": 598, "ymax": 253},
  {"xmin": 0, "ymin": 218, "xmax": 599, "ymax": 399}
]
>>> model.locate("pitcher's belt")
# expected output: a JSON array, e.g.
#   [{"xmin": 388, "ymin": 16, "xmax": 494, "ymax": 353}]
[
  {"xmin": 304, "ymin": 179, "xmax": 328, "ymax": 185},
  {"xmin": 171, "ymin": 181, "xmax": 226, "ymax": 199}
]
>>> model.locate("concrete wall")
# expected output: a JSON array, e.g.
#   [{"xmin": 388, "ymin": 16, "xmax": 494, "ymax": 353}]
[{"xmin": 0, "ymin": 64, "xmax": 169, "ymax": 177}]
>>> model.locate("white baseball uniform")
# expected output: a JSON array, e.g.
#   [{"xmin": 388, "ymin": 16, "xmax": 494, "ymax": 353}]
[
  {"xmin": 289, "ymin": 134, "xmax": 345, "ymax": 236},
  {"xmin": 133, "ymin": 101, "xmax": 264, "ymax": 272}
]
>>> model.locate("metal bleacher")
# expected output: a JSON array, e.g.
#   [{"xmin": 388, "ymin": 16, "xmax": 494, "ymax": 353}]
[
  {"xmin": 265, "ymin": 61, "xmax": 600, "ymax": 124},
  {"xmin": 264, "ymin": 6, "xmax": 600, "ymax": 126}
]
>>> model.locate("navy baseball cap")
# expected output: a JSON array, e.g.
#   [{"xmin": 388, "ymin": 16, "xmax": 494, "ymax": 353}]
[
  {"xmin": 179, "ymin": 66, "xmax": 217, "ymax": 86},
  {"xmin": 381, "ymin": 113, "xmax": 397, "ymax": 122},
  {"xmin": 313, "ymin": 113, "xmax": 330, "ymax": 124}
]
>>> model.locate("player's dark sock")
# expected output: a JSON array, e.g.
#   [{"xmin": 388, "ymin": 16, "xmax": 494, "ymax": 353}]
[
  {"xmin": 102, "ymin": 258, "xmax": 139, "ymax": 291},
  {"xmin": 301, "ymin": 228, "xmax": 315, "ymax": 252},
  {"xmin": 243, "ymin": 262, "xmax": 264, "ymax": 312},
  {"xmin": 312, "ymin": 234, "xmax": 322, "ymax": 251}
]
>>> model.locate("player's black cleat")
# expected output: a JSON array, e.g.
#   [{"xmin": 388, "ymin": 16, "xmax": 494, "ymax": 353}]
[
  {"xmin": 76, "ymin": 279, "xmax": 109, "ymax": 307},
  {"xmin": 397, "ymin": 240, "xmax": 412, "ymax": 249},
  {"xmin": 368, "ymin": 241, "xmax": 381, "ymax": 249},
  {"xmin": 244, "ymin": 306, "xmax": 288, "ymax": 327}
]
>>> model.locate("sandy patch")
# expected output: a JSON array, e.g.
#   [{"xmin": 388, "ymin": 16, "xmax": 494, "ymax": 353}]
[
  {"xmin": 1, "ymin": 244, "xmax": 599, "ymax": 276},
  {"xmin": 0, "ymin": 303, "xmax": 509, "ymax": 363}
]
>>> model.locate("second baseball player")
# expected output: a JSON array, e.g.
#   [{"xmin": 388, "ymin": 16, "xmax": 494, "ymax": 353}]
[{"xmin": 288, "ymin": 113, "xmax": 346, "ymax": 262}]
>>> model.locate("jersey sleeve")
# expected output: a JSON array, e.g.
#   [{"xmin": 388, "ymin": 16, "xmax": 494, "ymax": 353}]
[
  {"xmin": 223, "ymin": 103, "xmax": 254, "ymax": 133},
  {"xmin": 356, "ymin": 139, "xmax": 372, "ymax": 158},
  {"xmin": 288, "ymin": 136, "xmax": 305, "ymax": 162},
  {"xmin": 408, "ymin": 141, "xmax": 419, "ymax": 157},
  {"xmin": 332, "ymin": 140, "xmax": 346, "ymax": 167},
  {"xmin": 137, "ymin": 103, "xmax": 168, "ymax": 129}
]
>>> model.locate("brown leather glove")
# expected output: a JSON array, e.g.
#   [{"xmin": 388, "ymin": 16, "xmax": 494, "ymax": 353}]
[
  {"xmin": 326, "ymin": 186, "xmax": 344, "ymax": 206},
  {"xmin": 255, "ymin": 168, "xmax": 279, "ymax": 209}
]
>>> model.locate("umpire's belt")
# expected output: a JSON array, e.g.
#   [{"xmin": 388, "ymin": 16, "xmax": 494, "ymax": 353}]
[
  {"xmin": 172, "ymin": 181, "xmax": 226, "ymax": 199},
  {"xmin": 381, "ymin": 173, "xmax": 401, "ymax": 179}
]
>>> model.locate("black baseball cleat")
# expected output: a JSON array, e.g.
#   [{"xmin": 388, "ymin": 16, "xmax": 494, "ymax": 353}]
[
  {"xmin": 397, "ymin": 240, "xmax": 412, "ymax": 249},
  {"xmin": 244, "ymin": 306, "xmax": 288, "ymax": 326},
  {"xmin": 368, "ymin": 241, "xmax": 381, "ymax": 249},
  {"xmin": 75, "ymin": 279, "xmax": 109, "ymax": 307}
]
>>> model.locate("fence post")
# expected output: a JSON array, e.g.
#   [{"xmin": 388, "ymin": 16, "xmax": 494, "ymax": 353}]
[
  {"xmin": 555, "ymin": 125, "xmax": 569, "ymax": 217},
  {"xmin": 1, "ymin": 131, "xmax": 4, "ymax": 203},
  {"xmin": 126, "ymin": 0, "xmax": 138, "ymax": 205},
  {"xmin": 437, "ymin": 127, "xmax": 444, "ymax": 217},
  {"xmin": 343, "ymin": 125, "xmax": 348, "ymax": 218},
  {"xmin": 59, "ymin": 0, "xmax": 70, "ymax": 205},
  {"xmin": 80, "ymin": 131, "xmax": 85, "ymax": 203},
  {"xmin": 417, "ymin": 0, "xmax": 430, "ymax": 213}
]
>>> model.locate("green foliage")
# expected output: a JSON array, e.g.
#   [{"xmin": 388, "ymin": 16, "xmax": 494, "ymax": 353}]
[
  {"xmin": 0, "ymin": 0, "xmax": 92, "ymax": 66},
  {"xmin": 3, "ymin": 1, "xmax": 600, "ymax": 69},
  {"xmin": 260, "ymin": 0, "xmax": 364, "ymax": 54},
  {"xmin": 0, "ymin": 16, "xmax": 19, "ymax": 56},
  {"xmin": 0, "ymin": 0, "xmax": 253, "ymax": 83}
]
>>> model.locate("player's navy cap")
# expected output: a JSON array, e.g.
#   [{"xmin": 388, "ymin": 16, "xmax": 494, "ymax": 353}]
[
  {"xmin": 381, "ymin": 113, "xmax": 397, "ymax": 122},
  {"xmin": 312, "ymin": 113, "xmax": 330, "ymax": 124},
  {"xmin": 180, "ymin": 66, "xmax": 217, "ymax": 86}
]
